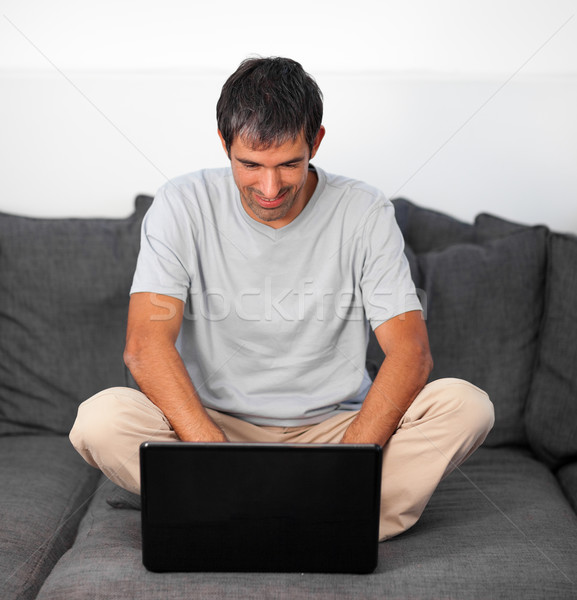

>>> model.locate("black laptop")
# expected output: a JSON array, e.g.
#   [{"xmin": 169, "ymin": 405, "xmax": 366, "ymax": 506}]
[{"xmin": 140, "ymin": 442, "xmax": 382, "ymax": 574}]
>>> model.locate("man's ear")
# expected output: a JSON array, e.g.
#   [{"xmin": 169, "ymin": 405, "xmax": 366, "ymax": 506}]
[
  {"xmin": 309, "ymin": 126, "xmax": 326, "ymax": 160},
  {"xmin": 217, "ymin": 130, "xmax": 230, "ymax": 158}
]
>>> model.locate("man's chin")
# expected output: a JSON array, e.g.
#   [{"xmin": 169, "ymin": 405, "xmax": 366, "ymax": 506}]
[{"xmin": 252, "ymin": 206, "xmax": 290, "ymax": 222}]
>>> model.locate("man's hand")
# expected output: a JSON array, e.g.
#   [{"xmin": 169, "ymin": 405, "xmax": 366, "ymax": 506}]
[
  {"xmin": 341, "ymin": 310, "xmax": 433, "ymax": 447},
  {"xmin": 124, "ymin": 292, "xmax": 228, "ymax": 443}
]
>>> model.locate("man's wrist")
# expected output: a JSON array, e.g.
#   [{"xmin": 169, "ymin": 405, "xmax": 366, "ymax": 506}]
[{"xmin": 175, "ymin": 413, "xmax": 229, "ymax": 443}]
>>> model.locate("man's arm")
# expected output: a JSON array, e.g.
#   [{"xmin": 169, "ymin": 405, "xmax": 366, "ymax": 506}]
[
  {"xmin": 341, "ymin": 310, "xmax": 433, "ymax": 447},
  {"xmin": 123, "ymin": 292, "xmax": 228, "ymax": 442}
]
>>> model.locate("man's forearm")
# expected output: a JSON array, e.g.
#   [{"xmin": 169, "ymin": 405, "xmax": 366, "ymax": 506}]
[
  {"xmin": 124, "ymin": 344, "xmax": 227, "ymax": 442},
  {"xmin": 341, "ymin": 347, "xmax": 432, "ymax": 447}
]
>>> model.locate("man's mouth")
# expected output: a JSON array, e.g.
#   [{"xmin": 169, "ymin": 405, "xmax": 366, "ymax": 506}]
[{"xmin": 253, "ymin": 190, "xmax": 289, "ymax": 209}]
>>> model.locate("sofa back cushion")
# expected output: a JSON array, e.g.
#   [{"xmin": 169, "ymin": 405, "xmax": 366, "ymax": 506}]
[
  {"xmin": 393, "ymin": 198, "xmax": 477, "ymax": 253},
  {"xmin": 419, "ymin": 227, "xmax": 547, "ymax": 446},
  {"xmin": 394, "ymin": 200, "xmax": 547, "ymax": 447},
  {"xmin": 524, "ymin": 232, "xmax": 577, "ymax": 467},
  {"xmin": 0, "ymin": 196, "xmax": 152, "ymax": 435}
]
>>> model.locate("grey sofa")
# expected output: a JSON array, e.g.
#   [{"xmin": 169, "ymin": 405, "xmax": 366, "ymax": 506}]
[{"xmin": 1, "ymin": 194, "xmax": 576, "ymax": 600}]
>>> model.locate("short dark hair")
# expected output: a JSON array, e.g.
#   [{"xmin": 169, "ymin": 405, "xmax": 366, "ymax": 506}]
[{"xmin": 216, "ymin": 56, "xmax": 323, "ymax": 155}]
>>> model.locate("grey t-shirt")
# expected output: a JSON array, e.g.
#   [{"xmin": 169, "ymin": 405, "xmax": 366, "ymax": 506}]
[{"xmin": 130, "ymin": 166, "xmax": 421, "ymax": 426}]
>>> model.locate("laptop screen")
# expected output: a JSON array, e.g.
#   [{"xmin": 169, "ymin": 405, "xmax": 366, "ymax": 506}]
[{"xmin": 141, "ymin": 442, "xmax": 382, "ymax": 574}]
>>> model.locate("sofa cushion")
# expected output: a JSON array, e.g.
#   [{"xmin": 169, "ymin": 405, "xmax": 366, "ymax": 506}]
[
  {"xmin": 557, "ymin": 461, "xmax": 577, "ymax": 514},
  {"xmin": 0, "ymin": 436, "xmax": 101, "ymax": 600},
  {"xmin": 393, "ymin": 197, "xmax": 477, "ymax": 253},
  {"xmin": 419, "ymin": 226, "xmax": 548, "ymax": 446},
  {"xmin": 106, "ymin": 484, "xmax": 141, "ymax": 510},
  {"xmin": 525, "ymin": 232, "xmax": 577, "ymax": 467},
  {"xmin": 474, "ymin": 212, "xmax": 533, "ymax": 238},
  {"xmin": 36, "ymin": 447, "xmax": 577, "ymax": 599},
  {"xmin": 0, "ymin": 196, "xmax": 152, "ymax": 435}
]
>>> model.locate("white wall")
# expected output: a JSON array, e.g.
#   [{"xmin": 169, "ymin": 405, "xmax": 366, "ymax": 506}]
[
  {"xmin": 2, "ymin": 0, "xmax": 575, "ymax": 75},
  {"xmin": 1, "ymin": 0, "xmax": 576, "ymax": 231}
]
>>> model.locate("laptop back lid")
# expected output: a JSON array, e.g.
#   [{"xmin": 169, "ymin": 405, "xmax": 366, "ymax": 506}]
[{"xmin": 140, "ymin": 442, "xmax": 382, "ymax": 574}]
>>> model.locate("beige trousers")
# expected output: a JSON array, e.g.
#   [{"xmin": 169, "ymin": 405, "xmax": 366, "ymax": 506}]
[{"xmin": 70, "ymin": 378, "xmax": 493, "ymax": 541}]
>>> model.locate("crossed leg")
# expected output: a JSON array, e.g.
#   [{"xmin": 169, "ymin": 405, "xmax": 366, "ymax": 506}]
[{"xmin": 70, "ymin": 377, "xmax": 493, "ymax": 540}]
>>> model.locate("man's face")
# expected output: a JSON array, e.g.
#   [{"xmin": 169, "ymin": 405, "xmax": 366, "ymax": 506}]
[{"xmin": 219, "ymin": 128, "xmax": 324, "ymax": 229}]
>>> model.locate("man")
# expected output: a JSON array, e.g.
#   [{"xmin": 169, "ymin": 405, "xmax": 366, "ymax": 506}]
[{"xmin": 70, "ymin": 57, "xmax": 494, "ymax": 541}]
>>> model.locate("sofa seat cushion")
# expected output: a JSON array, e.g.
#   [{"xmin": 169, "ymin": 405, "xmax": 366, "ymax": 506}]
[
  {"xmin": 0, "ymin": 196, "xmax": 152, "ymax": 435},
  {"xmin": 0, "ymin": 436, "xmax": 101, "ymax": 600},
  {"xmin": 36, "ymin": 448, "xmax": 577, "ymax": 600}
]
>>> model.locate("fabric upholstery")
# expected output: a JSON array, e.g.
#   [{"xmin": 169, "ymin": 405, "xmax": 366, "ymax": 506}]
[
  {"xmin": 106, "ymin": 485, "xmax": 141, "ymax": 511},
  {"xmin": 0, "ymin": 196, "xmax": 152, "ymax": 435},
  {"xmin": 558, "ymin": 461, "xmax": 577, "ymax": 514},
  {"xmin": 36, "ymin": 448, "xmax": 577, "ymax": 599},
  {"xmin": 392, "ymin": 198, "xmax": 477, "ymax": 253},
  {"xmin": 474, "ymin": 212, "xmax": 533, "ymax": 237},
  {"xmin": 0, "ymin": 436, "xmax": 101, "ymax": 600},
  {"xmin": 525, "ymin": 232, "xmax": 577, "ymax": 466},
  {"xmin": 418, "ymin": 227, "xmax": 547, "ymax": 446}
]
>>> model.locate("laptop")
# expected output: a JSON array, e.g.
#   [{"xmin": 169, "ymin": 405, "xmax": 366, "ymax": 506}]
[{"xmin": 140, "ymin": 442, "xmax": 382, "ymax": 574}]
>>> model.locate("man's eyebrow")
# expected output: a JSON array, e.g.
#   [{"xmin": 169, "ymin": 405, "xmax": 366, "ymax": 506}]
[{"xmin": 236, "ymin": 156, "xmax": 306, "ymax": 167}]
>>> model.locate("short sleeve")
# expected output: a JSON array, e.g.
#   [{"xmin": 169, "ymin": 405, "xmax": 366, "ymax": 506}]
[
  {"xmin": 129, "ymin": 186, "xmax": 193, "ymax": 302},
  {"xmin": 360, "ymin": 200, "xmax": 422, "ymax": 330}
]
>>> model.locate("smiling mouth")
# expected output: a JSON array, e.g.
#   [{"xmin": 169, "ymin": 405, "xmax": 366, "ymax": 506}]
[
  {"xmin": 252, "ymin": 189, "xmax": 289, "ymax": 209},
  {"xmin": 256, "ymin": 190, "xmax": 287, "ymax": 201}
]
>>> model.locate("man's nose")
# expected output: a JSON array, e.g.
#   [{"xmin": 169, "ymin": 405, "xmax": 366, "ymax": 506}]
[{"xmin": 259, "ymin": 169, "xmax": 282, "ymax": 199}]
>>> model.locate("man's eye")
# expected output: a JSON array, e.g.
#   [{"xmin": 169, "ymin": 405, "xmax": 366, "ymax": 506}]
[{"xmin": 283, "ymin": 164, "xmax": 298, "ymax": 169}]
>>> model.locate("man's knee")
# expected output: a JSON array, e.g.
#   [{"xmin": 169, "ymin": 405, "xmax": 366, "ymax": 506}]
[
  {"xmin": 418, "ymin": 377, "xmax": 495, "ymax": 440},
  {"xmin": 69, "ymin": 387, "xmax": 141, "ymax": 454},
  {"xmin": 434, "ymin": 378, "xmax": 495, "ymax": 448},
  {"xmin": 455, "ymin": 379, "xmax": 494, "ymax": 438}
]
